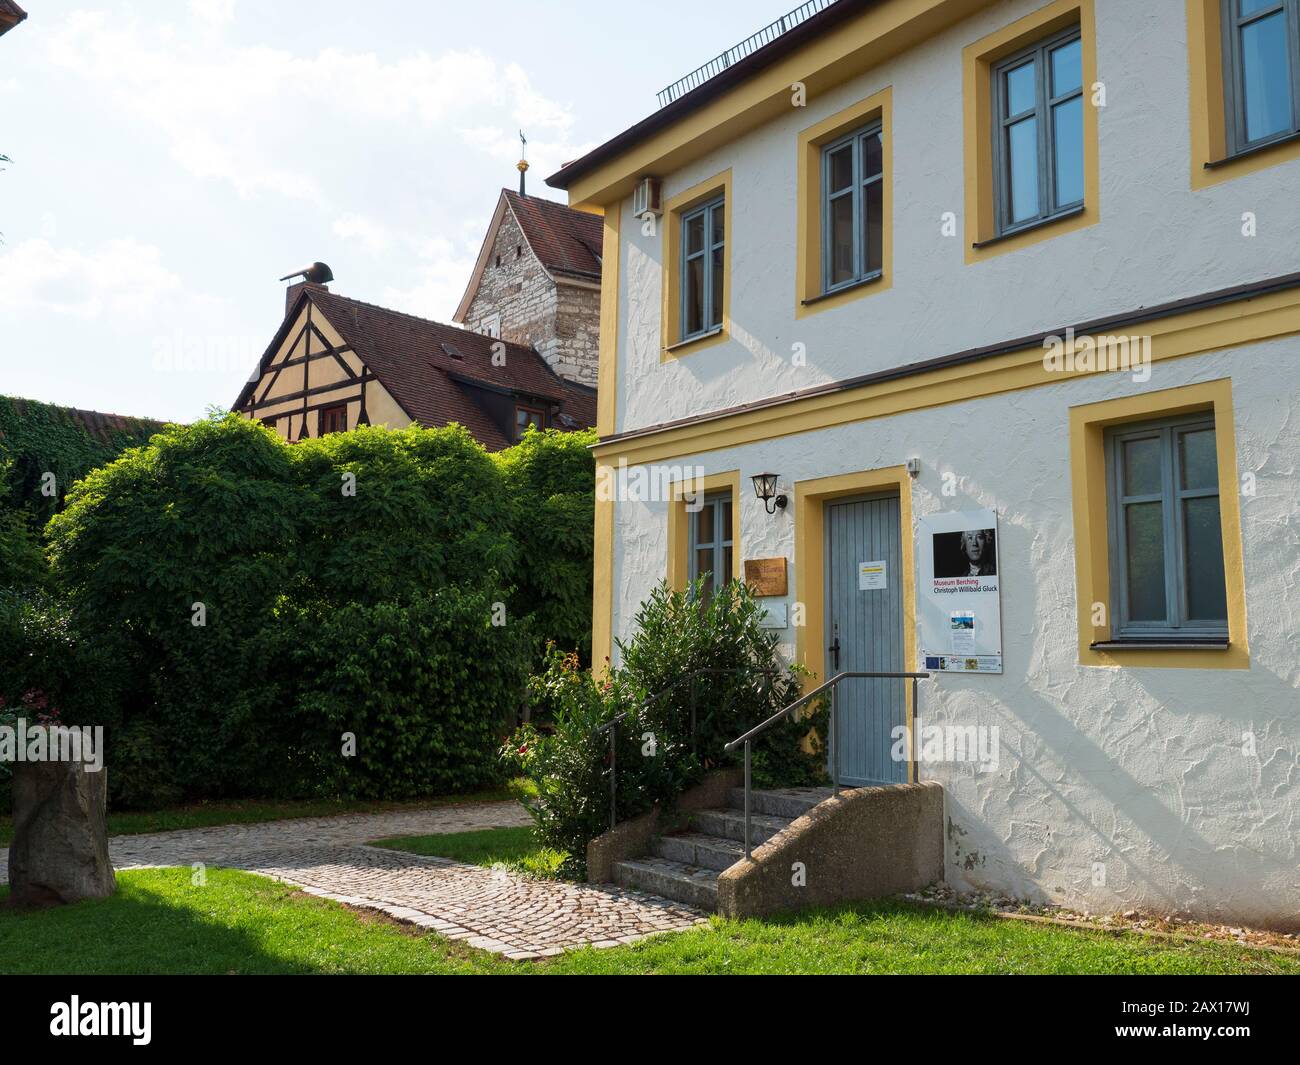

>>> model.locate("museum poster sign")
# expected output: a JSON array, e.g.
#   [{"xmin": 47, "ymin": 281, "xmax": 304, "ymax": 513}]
[{"xmin": 918, "ymin": 508, "xmax": 1003, "ymax": 674}]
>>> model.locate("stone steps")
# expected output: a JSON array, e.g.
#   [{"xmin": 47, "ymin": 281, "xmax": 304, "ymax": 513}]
[
  {"xmin": 612, "ymin": 856, "xmax": 721, "ymax": 910},
  {"xmin": 653, "ymin": 832, "xmax": 744, "ymax": 871},
  {"xmin": 726, "ymin": 786, "xmax": 834, "ymax": 820},
  {"xmin": 611, "ymin": 787, "xmax": 834, "ymax": 913},
  {"xmin": 688, "ymin": 807, "xmax": 792, "ymax": 846}
]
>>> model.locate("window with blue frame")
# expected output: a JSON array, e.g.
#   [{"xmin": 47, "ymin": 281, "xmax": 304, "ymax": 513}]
[
  {"xmin": 680, "ymin": 197, "xmax": 725, "ymax": 341},
  {"xmin": 1105, "ymin": 415, "xmax": 1229, "ymax": 641},
  {"xmin": 991, "ymin": 25, "xmax": 1084, "ymax": 237},
  {"xmin": 1222, "ymin": 0, "xmax": 1300, "ymax": 154},
  {"xmin": 687, "ymin": 491, "xmax": 734, "ymax": 597},
  {"xmin": 821, "ymin": 121, "xmax": 883, "ymax": 292}
]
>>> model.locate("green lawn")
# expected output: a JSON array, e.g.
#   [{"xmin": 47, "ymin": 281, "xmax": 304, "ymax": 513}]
[
  {"xmin": 0, "ymin": 790, "xmax": 516, "ymax": 847},
  {"xmin": 1, "ymin": 869, "xmax": 1295, "ymax": 975},
  {"xmin": 371, "ymin": 825, "xmax": 567, "ymax": 879}
]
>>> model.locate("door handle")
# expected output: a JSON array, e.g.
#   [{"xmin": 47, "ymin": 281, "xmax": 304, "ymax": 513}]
[{"xmin": 828, "ymin": 635, "xmax": 841, "ymax": 672}]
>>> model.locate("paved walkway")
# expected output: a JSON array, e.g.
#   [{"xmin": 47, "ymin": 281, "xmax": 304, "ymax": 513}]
[{"xmin": 0, "ymin": 802, "xmax": 708, "ymax": 959}]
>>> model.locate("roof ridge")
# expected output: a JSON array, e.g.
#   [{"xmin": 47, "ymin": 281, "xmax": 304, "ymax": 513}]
[
  {"xmin": 312, "ymin": 288, "xmax": 535, "ymax": 353},
  {"xmin": 5, "ymin": 395, "xmax": 169, "ymax": 427}
]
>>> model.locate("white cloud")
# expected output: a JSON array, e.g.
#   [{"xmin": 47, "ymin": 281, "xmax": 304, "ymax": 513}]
[
  {"xmin": 190, "ymin": 0, "xmax": 237, "ymax": 26},
  {"xmin": 333, "ymin": 213, "xmax": 391, "ymax": 255},
  {"xmin": 45, "ymin": 11, "xmax": 588, "ymax": 205},
  {"xmin": 379, "ymin": 237, "xmax": 478, "ymax": 322},
  {"xmin": 0, "ymin": 238, "xmax": 183, "ymax": 319}
]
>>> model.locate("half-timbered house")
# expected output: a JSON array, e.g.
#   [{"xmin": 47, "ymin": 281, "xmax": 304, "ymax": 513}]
[{"xmin": 234, "ymin": 279, "xmax": 595, "ymax": 450}]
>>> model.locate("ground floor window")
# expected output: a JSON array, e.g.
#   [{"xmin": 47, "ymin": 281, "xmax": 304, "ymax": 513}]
[
  {"xmin": 688, "ymin": 491, "xmax": 734, "ymax": 597},
  {"xmin": 1105, "ymin": 413, "xmax": 1228, "ymax": 639}
]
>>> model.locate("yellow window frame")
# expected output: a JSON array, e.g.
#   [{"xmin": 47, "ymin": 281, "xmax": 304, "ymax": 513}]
[
  {"xmin": 1069, "ymin": 378, "xmax": 1249, "ymax": 670},
  {"xmin": 795, "ymin": 86, "xmax": 894, "ymax": 319},
  {"xmin": 962, "ymin": 0, "xmax": 1100, "ymax": 263},
  {"xmin": 667, "ymin": 470, "xmax": 741, "ymax": 591},
  {"xmin": 661, "ymin": 170, "xmax": 733, "ymax": 361}
]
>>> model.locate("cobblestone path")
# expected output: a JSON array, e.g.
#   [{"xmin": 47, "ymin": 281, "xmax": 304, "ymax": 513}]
[{"xmin": 0, "ymin": 802, "xmax": 709, "ymax": 959}]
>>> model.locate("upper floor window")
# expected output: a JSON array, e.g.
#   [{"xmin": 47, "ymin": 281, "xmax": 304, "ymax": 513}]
[
  {"xmin": 1105, "ymin": 414, "xmax": 1228, "ymax": 641},
  {"xmin": 992, "ymin": 26, "xmax": 1084, "ymax": 237},
  {"xmin": 1222, "ymin": 0, "xmax": 1300, "ymax": 154},
  {"xmin": 515, "ymin": 405, "xmax": 544, "ymax": 440},
  {"xmin": 319, "ymin": 404, "xmax": 347, "ymax": 436},
  {"xmin": 688, "ymin": 491, "xmax": 734, "ymax": 598},
  {"xmin": 680, "ymin": 196, "xmax": 725, "ymax": 342},
  {"xmin": 821, "ymin": 122, "xmax": 883, "ymax": 293},
  {"xmin": 482, "ymin": 312, "xmax": 501, "ymax": 339}
]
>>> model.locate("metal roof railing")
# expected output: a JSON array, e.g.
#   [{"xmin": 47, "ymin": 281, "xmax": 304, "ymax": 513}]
[{"xmin": 657, "ymin": 0, "xmax": 838, "ymax": 108}]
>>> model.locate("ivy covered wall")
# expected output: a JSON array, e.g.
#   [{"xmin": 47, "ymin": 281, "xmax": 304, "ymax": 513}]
[{"xmin": 0, "ymin": 396, "xmax": 168, "ymax": 588}]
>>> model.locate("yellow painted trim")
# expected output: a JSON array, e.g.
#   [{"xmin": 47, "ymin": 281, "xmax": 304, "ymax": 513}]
[
  {"xmin": 596, "ymin": 205, "xmax": 622, "ymax": 437},
  {"xmin": 961, "ymin": 0, "xmax": 1100, "ymax": 263},
  {"xmin": 795, "ymin": 86, "xmax": 894, "ymax": 319},
  {"xmin": 667, "ymin": 470, "xmax": 742, "ymax": 591},
  {"xmin": 793, "ymin": 466, "xmax": 919, "ymax": 782},
  {"xmin": 593, "ymin": 282, "xmax": 1300, "ymax": 468},
  {"xmin": 592, "ymin": 466, "xmax": 615, "ymax": 679},
  {"xmin": 563, "ymin": 0, "xmax": 995, "ymax": 208},
  {"xmin": 1186, "ymin": 0, "xmax": 1300, "ymax": 190},
  {"xmin": 661, "ymin": 170, "xmax": 732, "ymax": 361},
  {"xmin": 1069, "ymin": 378, "xmax": 1249, "ymax": 670}
]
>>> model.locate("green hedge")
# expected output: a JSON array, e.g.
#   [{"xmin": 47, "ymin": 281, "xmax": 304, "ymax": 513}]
[
  {"xmin": 0, "ymin": 414, "xmax": 594, "ymax": 808},
  {"xmin": 494, "ymin": 427, "xmax": 596, "ymax": 665}
]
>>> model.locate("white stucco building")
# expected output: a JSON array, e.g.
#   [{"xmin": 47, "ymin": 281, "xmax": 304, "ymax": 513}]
[{"xmin": 548, "ymin": 0, "xmax": 1299, "ymax": 929}]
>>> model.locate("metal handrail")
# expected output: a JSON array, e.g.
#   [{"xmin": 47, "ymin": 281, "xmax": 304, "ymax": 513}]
[
  {"xmin": 723, "ymin": 670, "xmax": 931, "ymax": 860},
  {"xmin": 596, "ymin": 667, "xmax": 780, "ymax": 832}
]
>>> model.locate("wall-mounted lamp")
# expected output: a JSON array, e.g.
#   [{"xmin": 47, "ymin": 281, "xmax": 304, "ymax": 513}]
[
  {"xmin": 752, "ymin": 473, "xmax": 788, "ymax": 514},
  {"xmin": 907, "ymin": 458, "xmax": 922, "ymax": 478}
]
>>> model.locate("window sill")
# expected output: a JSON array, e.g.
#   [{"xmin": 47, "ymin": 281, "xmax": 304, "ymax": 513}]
[
  {"xmin": 802, "ymin": 271, "xmax": 884, "ymax": 307},
  {"xmin": 1206, "ymin": 129, "xmax": 1300, "ymax": 169},
  {"xmin": 1090, "ymin": 638, "xmax": 1230, "ymax": 653},
  {"xmin": 664, "ymin": 327, "xmax": 724, "ymax": 357},
  {"xmin": 972, "ymin": 204, "xmax": 1086, "ymax": 250}
]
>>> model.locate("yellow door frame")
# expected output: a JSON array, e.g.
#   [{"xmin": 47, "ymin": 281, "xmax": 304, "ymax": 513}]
[{"xmin": 794, "ymin": 465, "xmax": 919, "ymax": 782}]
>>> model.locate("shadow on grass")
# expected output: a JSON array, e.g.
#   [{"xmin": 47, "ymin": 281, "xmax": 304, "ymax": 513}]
[{"xmin": 0, "ymin": 869, "xmax": 467, "ymax": 976}]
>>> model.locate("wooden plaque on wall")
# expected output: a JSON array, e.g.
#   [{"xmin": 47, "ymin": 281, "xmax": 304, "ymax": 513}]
[{"xmin": 744, "ymin": 557, "xmax": 788, "ymax": 597}]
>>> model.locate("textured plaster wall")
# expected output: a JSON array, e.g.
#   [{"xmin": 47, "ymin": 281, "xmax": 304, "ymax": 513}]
[
  {"xmin": 609, "ymin": 346, "xmax": 1300, "ymax": 927},
  {"xmin": 611, "ymin": 0, "xmax": 1300, "ymax": 437}
]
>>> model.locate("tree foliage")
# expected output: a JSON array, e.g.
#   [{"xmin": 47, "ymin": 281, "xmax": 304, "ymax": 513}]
[
  {"xmin": 494, "ymin": 427, "xmax": 596, "ymax": 664},
  {"xmin": 5, "ymin": 414, "xmax": 590, "ymax": 806}
]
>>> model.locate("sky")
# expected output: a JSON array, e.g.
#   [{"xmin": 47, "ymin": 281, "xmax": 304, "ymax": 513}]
[{"xmin": 0, "ymin": 0, "xmax": 796, "ymax": 422}]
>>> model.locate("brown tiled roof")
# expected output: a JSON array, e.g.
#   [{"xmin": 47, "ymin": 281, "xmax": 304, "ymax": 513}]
[
  {"xmin": 0, "ymin": 1, "xmax": 27, "ymax": 34},
  {"xmin": 236, "ymin": 288, "xmax": 595, "ymax": 452},
  {"xmin": 504, "ymin": 191, "xmax": 604, "ymax": 280}
]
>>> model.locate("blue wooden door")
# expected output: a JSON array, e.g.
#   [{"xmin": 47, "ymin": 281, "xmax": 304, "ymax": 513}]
[{"xmin": 825, "ymin": 494, "xmax": 906, "ymax": 785}]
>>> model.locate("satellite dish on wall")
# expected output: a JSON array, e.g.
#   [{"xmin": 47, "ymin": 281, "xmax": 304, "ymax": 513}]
[{"xmin": 278, "ymin": 262, "xmax": 335, "ymax": 285}]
